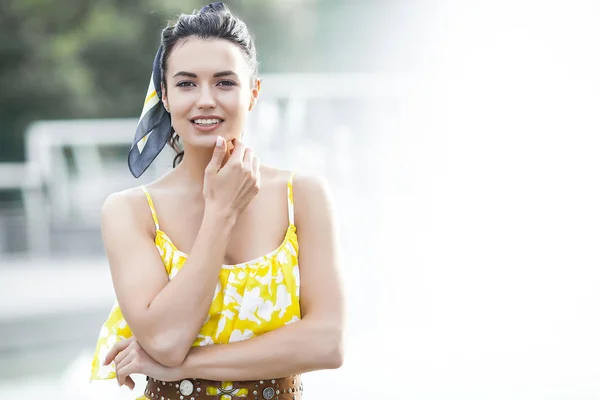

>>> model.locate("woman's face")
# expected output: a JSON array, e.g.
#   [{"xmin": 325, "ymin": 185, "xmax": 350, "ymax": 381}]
[{"xmin": 162, "ymin": 37, "xmax": 259, "ymax": 148}]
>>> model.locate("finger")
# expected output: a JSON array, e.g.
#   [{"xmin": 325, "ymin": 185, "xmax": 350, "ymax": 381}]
[
  {"xmin": 104, "ymin": 337, "xmax": 135, "ymax": 366},
  {"xmin": 221, "ymin": 140, "xmax": 234, "ymax": 168},
  {"xmin": 205, "ymin": 136, "xmax": 226, "ymax": 174},
  {"xmin": 251, "ymin": 155, "xmax": 260, "ymax": 176},
  {"xmin": 252, "ymin": 156, "xmax": 260, "ymax": 189},
  {"xmin": 116, "ymin": 350, "xmax": 135, "ymax": 385},
  {"xmin": 230, "ymin": 138, "xmax": 246, "ymax": 164},
  {"xmin": 116, "ymin": 350, "xmax": 134, "ymax": 373},
  {"xmin": 243, "ymin": 148, "xmax": 253, "ymax": 170},
  {"xmin": 124, "ymin": 376, "xmax": 135, "ymax": 391},
  {"xmin": 114, "ymin": 347, "xmax": 128, "ymax": 368},
  {"xmin": 117, "ymin": 363, "xmax": 137, "ymax": 391}
]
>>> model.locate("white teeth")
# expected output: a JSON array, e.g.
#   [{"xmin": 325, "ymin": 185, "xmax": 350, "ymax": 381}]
[{"xmin": 193, "ymin": 118, "xmax": 221, "ymax": 125}]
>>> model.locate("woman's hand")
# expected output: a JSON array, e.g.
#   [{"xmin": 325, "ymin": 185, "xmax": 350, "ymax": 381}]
[
  {"xmin": 203, "ymin": 136, "xmax": 260, "ymax": 218},
  {"xmin": 104, "ymin": 337, "xmax": 181, "ymax": 390}
]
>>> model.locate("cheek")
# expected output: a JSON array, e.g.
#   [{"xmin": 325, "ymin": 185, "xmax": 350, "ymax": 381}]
[
  {"xmin": 168, "ymin": 92, "xmax": 195, "ymax": 114},
  {"xmin": 221, "ymin": 95, "xmax": 250, "ymax": 136},
  {"xmin": 221, "ymin": 90, "xmax": 244, "ymax": 106}
]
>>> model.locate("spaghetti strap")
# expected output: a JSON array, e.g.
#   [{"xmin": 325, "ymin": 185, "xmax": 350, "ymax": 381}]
[
  {"xmin": 141, "ymin": 186, "xmax": 160, "ymax": 231},
  {"xmin": 287, "ymin": 171, "xmax": 296, "ymax": 226}
]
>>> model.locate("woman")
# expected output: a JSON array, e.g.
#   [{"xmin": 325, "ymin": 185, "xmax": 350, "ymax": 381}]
[{"xmin": 89, "ymin": 3, "xmax": 345, "ymax": 399}]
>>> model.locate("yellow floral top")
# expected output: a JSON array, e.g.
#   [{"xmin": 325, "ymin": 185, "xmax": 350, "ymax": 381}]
[{"xmin": 89, "ymin": 172, "xmax": 302, "ymax": 394}]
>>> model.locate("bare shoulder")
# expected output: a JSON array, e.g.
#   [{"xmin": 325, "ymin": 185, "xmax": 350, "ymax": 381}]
[
  {"xmin": 102, "ymin": 186, "xmax": 144, "ymax": 219},
  {"xmin": 260, "ymin": 165, "xmax": 329, "ymax": 193},
  {"xmin": 260, "ymin": 168, "xmax": 335, "ymax": 226},
  {"xmin": 292, "ymin": 171, "xmax": 330, "ymax": 198},
  {"xmin": 258, "ymin": 165, "xmax": 294, "ymax": 187},
  {"xmin": 102, "ymin": 167, "xmax": 177, "ymax": 214},
  {"xmin": 101, "ymin": 185, "xmax": 154, "ymax": 235}
]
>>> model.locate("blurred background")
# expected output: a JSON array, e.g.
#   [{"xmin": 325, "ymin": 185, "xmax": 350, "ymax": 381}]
[{"xmin": 1, "ymin": 0, "xmax": 600, "ymax": 399}]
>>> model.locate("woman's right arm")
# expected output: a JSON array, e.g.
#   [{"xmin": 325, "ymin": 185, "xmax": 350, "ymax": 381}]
[{"xmin": 102, "ymin": 138, "xmax": 259, "ymax": 367}]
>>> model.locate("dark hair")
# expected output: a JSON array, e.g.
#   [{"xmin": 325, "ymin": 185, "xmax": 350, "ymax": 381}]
[{"xmin": 161, "ymin": 4, "xmax": 258, "ymax": 167}]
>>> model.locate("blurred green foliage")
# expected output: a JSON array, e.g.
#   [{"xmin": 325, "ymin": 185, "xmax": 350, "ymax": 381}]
[{"xmin": 0, "ymin": 0, "xmax": 386, "ymax": 161}]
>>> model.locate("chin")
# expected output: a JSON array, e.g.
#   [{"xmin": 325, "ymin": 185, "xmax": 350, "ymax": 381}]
[
  {"xmin": 182, "ymin": 135, "xmax": 219, "ymax": 148},
  {"xmin": 182, "ymin": 132, "xmax": 239, "ymax": 149}
]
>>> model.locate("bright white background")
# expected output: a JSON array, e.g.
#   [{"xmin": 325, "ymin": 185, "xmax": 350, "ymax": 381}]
[{"xmin": 377, "ymin": 1, "xmax": 600, "ymax": 398}]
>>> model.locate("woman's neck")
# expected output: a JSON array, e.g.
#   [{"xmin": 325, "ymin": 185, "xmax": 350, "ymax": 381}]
[{"xmin": 175, "ymin": 141, "xmax": 234, "ymax": 186}]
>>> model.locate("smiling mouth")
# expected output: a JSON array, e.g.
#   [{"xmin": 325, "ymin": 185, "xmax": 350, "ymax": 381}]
[{"xmin": 192, "ymin": 118, "xmax": 224, "ymax": 126}]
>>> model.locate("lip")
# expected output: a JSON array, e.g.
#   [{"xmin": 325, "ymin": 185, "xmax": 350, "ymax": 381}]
[
  {"xmin": 190, "ymin": 115, "xmax": 224, "ymax": 121},
  {"xmin": 190, "ymin": 117, "xmax": 224, "ymax": 133}
]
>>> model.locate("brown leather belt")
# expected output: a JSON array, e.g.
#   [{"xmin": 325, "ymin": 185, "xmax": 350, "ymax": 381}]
[{"xmin": 144, "ymin": 375, "xmax": 303, "ymax": 400}]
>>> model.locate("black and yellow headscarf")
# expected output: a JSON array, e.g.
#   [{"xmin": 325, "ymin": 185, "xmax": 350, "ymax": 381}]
[{"xmin": 127, "ymin": 2, "xmax": 226, "ymax": 178}]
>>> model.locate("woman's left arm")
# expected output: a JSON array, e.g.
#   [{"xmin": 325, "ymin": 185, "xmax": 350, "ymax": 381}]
[
  {"xmin": 107, "ymin": 174, "xmax": 346, "ymax": 386},
  {"xmin": 175, "ymin": 173, "xmax": 345, "ymax": 381}
]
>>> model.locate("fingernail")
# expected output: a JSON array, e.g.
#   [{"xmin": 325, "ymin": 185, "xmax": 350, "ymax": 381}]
[{"xmin": 216, "ymin": 136, "xmax": 224, "ymax": 147}]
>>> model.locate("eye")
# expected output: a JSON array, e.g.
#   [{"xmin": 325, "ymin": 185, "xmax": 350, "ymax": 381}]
[
  {"xmin": 176, "ymin": 81, "xmax": 195, "ymax": 88},
  {"xmin": 217, "ymin": 80, "xmax": 236, "ymax": 87}
]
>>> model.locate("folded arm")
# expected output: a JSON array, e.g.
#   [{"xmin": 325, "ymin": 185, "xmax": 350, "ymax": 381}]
[{"xmin": 102, "ymin": 189, "xmax": 236, "ymax": 367}]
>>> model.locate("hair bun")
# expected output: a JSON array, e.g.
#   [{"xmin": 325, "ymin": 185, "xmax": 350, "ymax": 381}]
[{"xmin": 197, "ymin": 2, "xmax": 230, "ymax": 15}]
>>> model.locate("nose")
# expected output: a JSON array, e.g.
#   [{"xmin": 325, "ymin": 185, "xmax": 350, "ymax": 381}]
[{"xmin": 195, "ymin": 84, "xmax": 216, "ymax": 109}]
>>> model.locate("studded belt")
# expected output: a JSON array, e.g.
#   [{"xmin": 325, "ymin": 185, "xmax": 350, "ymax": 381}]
[{"xmin": 144, "ymin": 375, "xmax": 303, "ymax": 400}]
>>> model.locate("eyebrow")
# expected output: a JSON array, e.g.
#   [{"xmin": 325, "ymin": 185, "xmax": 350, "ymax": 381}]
[
  {"xmin": 172, "ymin": 70, "xmax": 238, "ymax": 78},
  {"xmin": 214, "ymin": 70, "xmax": 238, "ymax": 78}
]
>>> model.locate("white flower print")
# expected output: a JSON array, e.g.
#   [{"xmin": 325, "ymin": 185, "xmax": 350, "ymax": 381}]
[
  {"xmin": 216, "ymin": 309, "xmax": 235, "ymax": 338},
  {"xmin": 254, "ymin": 267, "xmax": 273, "ymax": 286},
  {"xmin": 223, "ymin": 282, "xmax": 243, "ymax": 307},
  {"xmin": 274, "ymin": 284, "xmax": 292, "ymax": 318},
  {"xmin": 292, "ymin": 265, "xmax": 300, "ymax": 296},
  {"xmin": 212, "ymin": 280, "xmax": 222, "ymax": 302},
  {"xmin": 96, "ymin": 344, "xmax": 114, "ymax": 378},
  {"xmin": 257, "ymin": 298, "xmax": 275, "ymax": 321},
  {"xmin": 276, "ymin": 249, "xmax": 289, "ymax": 265},
  {"xmin": 99, "ymin": 325, "xmax": 109, "ymax": 339},
  {"xmin": 106, "ymin": 334, "xmax": 117, "ymax": 349},
  {"xmin": 162, "ymin": 243, "xmax": 173, "ymax": 264},
  {"xmin": 196, "ymin": 334, "xmax": 215, "ymax": 346},
  {"xmin": 275, "ymin": 270, "xmax": 284, "ymax": 284},
  {"xmin": 239, "ymin": 287, "xmax": 274, "ymax": 323},
  {"xmin": 229, "ymin": 329, "xmax": 255, "ymax": 343},
  {"xmin": 285, "ymin": 242, "xmax": 297, "ymax": 257}
]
